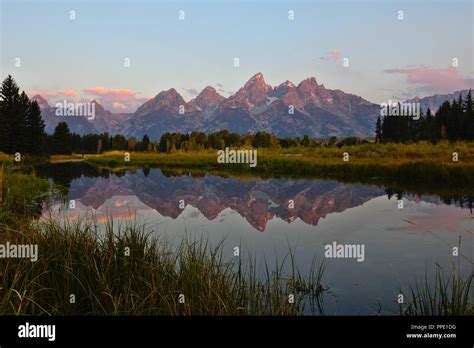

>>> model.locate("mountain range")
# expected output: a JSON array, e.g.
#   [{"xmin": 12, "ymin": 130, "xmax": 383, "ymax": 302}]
[
  {"xmin": 405, "ymin": 89, "xmax": 471, "ymax": 114},
  {"xmin": 31, "ymin": 73, "xmax": 472, "ymax": 139}
]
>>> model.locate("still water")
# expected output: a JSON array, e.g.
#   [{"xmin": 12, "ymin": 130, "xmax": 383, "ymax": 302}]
[{"xmin": 37, "ymin": 163, "xmax": 473, "ymax": 315}]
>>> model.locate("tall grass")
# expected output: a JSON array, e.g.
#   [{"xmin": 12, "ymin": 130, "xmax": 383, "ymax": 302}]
[
  {"xmin": 399, "ymin": 263, "xmax": 474, "ymax": 316},
  {"xmin": 0, "ymin": 165, "xmax": 50, "ymax": 225},
  {"xmin": 0, "ymin": 216, "xmax": 327, "ymax": 315}
]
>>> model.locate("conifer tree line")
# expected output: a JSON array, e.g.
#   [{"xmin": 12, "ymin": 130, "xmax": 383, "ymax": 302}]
[
  {"xmin": 0, "ymin": 75, "xmax": 46, "ymax": 154},
  {"xmin": 375, "ymin": 90, "xmax": 473, "ymax": 143}
]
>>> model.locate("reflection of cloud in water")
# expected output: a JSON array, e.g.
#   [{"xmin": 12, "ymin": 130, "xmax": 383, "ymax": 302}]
[
  {"xmin": 388, "ymin": 205, "xmax": 470, "ymax": 233},
  {"xmin": 47, "ymin": 195, "xmax": 156, "ymax": 223}
]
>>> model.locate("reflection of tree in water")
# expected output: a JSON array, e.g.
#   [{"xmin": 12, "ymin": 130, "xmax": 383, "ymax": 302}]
[
  {"xmin": 160, "ymin": 169, "xmax": 206, "ymax": 178},
  {"xmin": 442, "ymin": 196, "xmax": 473, "ymax": 213},
  {"xmin": 385, "ymin": 188, "xmax": 473, "ymax": 213},
  {"xmin": 35, "ymin": 162, "xmax": 110, "ymax": 195}
]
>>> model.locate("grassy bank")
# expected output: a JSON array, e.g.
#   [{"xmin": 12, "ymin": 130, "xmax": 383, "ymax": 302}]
[
  {"xmin": 0, "ymin": 165, "xmax": 51, "ymax": 226},
  {"xmin": 84, "ymin": 142, "xmax": 474, "ymax": 169},
  {"xmin": 0, "ymin": 217, "xmax": 326, "ymax": 315},
  {"xmin": 83, "ymin": 142, "xmax": 474, "ymax": 197}
]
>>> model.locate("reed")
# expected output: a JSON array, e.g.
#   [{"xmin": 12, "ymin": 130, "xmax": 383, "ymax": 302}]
[
  {"xmin": 0, "ymin": 216, "xmax": 327, "ymax": 316},
  {"xmin": 399, "ymin": 263, "xmax": 474, "ymax": 316}
]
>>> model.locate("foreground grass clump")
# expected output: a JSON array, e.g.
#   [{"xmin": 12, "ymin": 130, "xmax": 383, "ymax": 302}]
[
  {"xmin": 399, "ymin": 264, "xmax": 474, "ymax": 315},
  {"xmin": 0, "ymin": 217, "xmax": 326, "ymax": 315},
  {"xmin": 0, "ymin": 165, "xmax": 50, "ymax": 225},
  {"xmin": 0, "ymin": 152, "xmax": 10, "ymax": 162}
]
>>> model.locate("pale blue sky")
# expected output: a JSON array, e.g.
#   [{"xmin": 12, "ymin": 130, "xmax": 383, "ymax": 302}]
[{"xmin": 1, "ymin": 0, "xmax": 473, "ymax": 111}]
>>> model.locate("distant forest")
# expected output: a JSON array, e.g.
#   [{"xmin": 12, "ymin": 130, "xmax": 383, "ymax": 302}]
[
  {"xmin": 0, "ymin": 75, "xmax": 473, "ymax": 156},
  {"xmin": 376, "ymin": 91, "xmax": 473, "ymax": 143}
]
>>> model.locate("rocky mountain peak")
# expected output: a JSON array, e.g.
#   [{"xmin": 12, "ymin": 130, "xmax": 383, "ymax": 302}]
[
  {"xmin": 232, "ymin": 72, "xmax": 273, "ymax": 107},
  {"xmin": 155, "ymin": 88, "xmax": 184, "ymax": 104},
  {"xmin": 242, "ymin": 72, "xmax": 272, "ymax": 92},
  {"xmin": 91, "ymin": 99, "xmax": 106, "ymax": 113},
  {"xmin": 31, "ymin": 94, "xmax": 50, "ymax": 109},
  {"xmin": 195, "ymin": 86, "xmax": 224, "ymax": 109},
  {"xmin": 297, "ymin": 77, "xmax": 319, "ymax": 92},
  {"xmin": 135, "ymin": 88, "xmax": 185, "ymax": 116}
]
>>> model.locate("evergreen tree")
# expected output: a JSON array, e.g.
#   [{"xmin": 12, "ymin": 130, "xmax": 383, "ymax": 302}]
[
  {"xmin": 159, "ymin": 133, "xmax": 171, "ymax": 152},
  {"xmin": 421, "ymin": 108, "xmax": 435, "ymax": 142},
  {"xmin": 433, "ymin": 101, "xmax": 451, "ymax": 142},
  {"xmin": 0, "ymin": 75, "xmax": 20, "ymax": 153},
  {"xmin": 112, "ymin": 134, "xmax": 127, "ymax": 150},
  {"xmin": 26, "ymin": 100, "xmax": 46, "ymax": 154},
  {"xmin": 466, "ymin": 89, "xmax": 473, "ymax": 115},
  {"xmin": 464, "ymin": 90, "xmax": 473, "ymax": 140},
  {"xmin": 0, "ymin": 75, "xmax": 48, "ymax": 155},
  {"xmin": 11, "ymin": 91, "xmax": 29, "ymax": 153},
  {"xmin": 141, "ymin": 134, "xmax": 150, "ymax": 152},
  {"xmin": 53, "ymin": 122, "xmax": 72, "ymax": 154}
]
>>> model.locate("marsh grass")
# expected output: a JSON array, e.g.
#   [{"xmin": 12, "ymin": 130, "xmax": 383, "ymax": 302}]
[
  {"xmin": 84, "ymin": 143, "xmax": 474, "ymax": 196},
  {"xmin": 85, "ymin": 142, "xmax": 474, "ymax": 169},
  {"xmin": 0, "ymin": 215, "xmax": 327, "ymax": 316},
  {"xmin": 0, "ymin": 165, "xmax": 50, "ymax": 225},
  {"xmin": 399, "ymin": 263, "xmax": 474, "ymax": 316}
]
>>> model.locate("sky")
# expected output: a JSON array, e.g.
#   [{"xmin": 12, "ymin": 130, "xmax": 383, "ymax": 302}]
[{"xmin": 1, "ymin": 0, "xmax": 473, "ymax": 112}]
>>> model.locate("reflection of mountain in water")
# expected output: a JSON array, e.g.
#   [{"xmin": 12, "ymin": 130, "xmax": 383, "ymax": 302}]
[
  {"xmin": 55, "ymin": 169, "xmax": 385, "ymax": 232},
  {"xmin": 36, "ymin": 163, "xmax": 472, "ymax": 232}
]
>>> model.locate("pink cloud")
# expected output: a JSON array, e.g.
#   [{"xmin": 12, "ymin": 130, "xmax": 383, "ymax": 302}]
[
  {"xmin": 108, "ymin": 89, "xmax": 135, "ymax": 98},
  {"xmin": 320, "ymin": 49, "xmax": 342, "ymax": 62},
  {"xmin": 59, "ymin": 89, "xmax": 77, "ymax": 96},
  {"xmin": 29, "ymin": 87, "xmax": 153, "ymax": 113},
  {"xmin": 84, "ymin": 87, "xmax": 137, "ymax": 100},
  {"xmin": 111, "ymin": 102, "xmax": 128, "ymax": 110},
  {"xmin": 83, "ymin": 86, "xmax": 149, "ymax": 112},
  {"xmin": 28, "ymin": 89, "xmax": 77, "ymax": 98},
  {"xmin": 83, "ymin": 86, "xmax": 108, "ymax": 95},
  {"xmin": 384, "ymin": 65, "xmax": 474, "ymax": 94}
]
